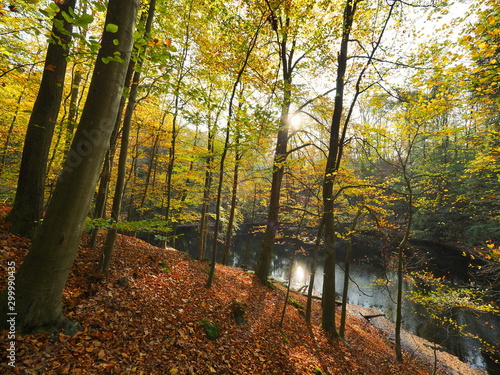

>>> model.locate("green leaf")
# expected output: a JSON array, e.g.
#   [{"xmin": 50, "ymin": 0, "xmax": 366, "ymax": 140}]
[
  {"xmin": 61, "ymin": 11, "xmax": 73, "ymax": 23},
  {"xmin": 75, "ymin": 13, "xmax": 94, "ymax": 27},
  {"xmin": 105, "ymin": 23, "xmax": 119, "ymax": 33},
  {"xmin": 113, "ymin": 39, "xmax": 119, "ymax": 46}
]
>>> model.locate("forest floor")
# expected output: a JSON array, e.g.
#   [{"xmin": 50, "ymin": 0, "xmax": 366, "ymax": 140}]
[{"xmin": 0, "ymin": 206, "xmax": 487, "ymax": 374}]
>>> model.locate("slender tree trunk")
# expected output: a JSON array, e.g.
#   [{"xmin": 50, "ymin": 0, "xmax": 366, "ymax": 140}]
[
  {"xmin": 321, "ymin": 0, "xmax": 359, "ymax": 336},
  {"xmin": 100, "ymin": 0, "xmax": 157, "ymax": 274},
  {"xmin": 396, "ymin": 174, "xmax": 413, "ymax": 362},
  {"xmin": 340, "ymin": 210, "xmax": 363, "ymax": 338},
  {"xmin": 126, "ymin": 127, "xmax": 141, "ymax": 222},
  {"xmin": 163, "ymin": 6, "xmax": 192, "ymax": 245},
  {"xmin": 88, "ymin": 61, "xmax": 135, "ymax": 248},
  {"xmin": 197, "ymin": 137, "xmax": 213, "ymax": 260},
  {"xmin": 206, "ymin": 124, "xmax": 229, "ymax": 287},
  {"xmin": 207, "ymin": 25, "xmax": 260, "ymax": 287},
  {"xmin": 139, "ymin": 133, "xmax": 160, "ymax": 210},
  {"xmin": 169, "ymin": 129, "xmax": 199, "ymax": 248},
  {"xmin": 66, "ymin": 69, "xmax": 83, "ymax": 152},
  {"xmin": 0, "ymin": 0, "xmax": 138, "ymax": 333},
  {"xmin": 279, "ymin": 249, "xmax": 297, "ymax": 327},
  {"xmin": 0, "ymin": 65, "xmax": 35, "ymax": 176},
  {"xmin": 196, "ymin": 92, "xmax": 225, "ymax": 260},
  {"xmin": 221, "ymin": 147, "xmax": 241, "ymax": 265},
  {"xmin": 88, "ymin": 151, "xmax": 111, "ymax": 248},
  {"xmin": 305, "ymin": 217, "xmax": 324, "ymax": 324},
  {"xmin": 164, "ymin": 103, "xmax": 178, "ymax": 226},
  {"xmin": 7, "ymin": 0, "xmax": 76, "ymax": 238},
  {"xmin": 322, "ymin": 0, "xmax": 395, "ymax": 334},
  {"xmin": 255, "ymin": 10, "xmax": 293, "ymax": 283}
]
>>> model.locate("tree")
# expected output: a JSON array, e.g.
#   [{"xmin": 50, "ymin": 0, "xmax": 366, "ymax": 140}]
[
  {"xmin": 100, "ymin": 0, "xmax": 157, "ymax": 274},
  {"xmin": 7, "ymin": 0, "xmax": 77, "ymax": 238},
  {"xmin": 321, "ymin": 0, "xmax": 397, "ymax": 335},
  {"xmin": 0, "ymin": 0, "xmax": 138, "ymax": 333},
  {"xmin": 254, "ymin": 0, "xmax": 327, "ymax": 283},
  {"xmin": 206, "ymin": 9, "xmax": 263, "ymax": 288}
]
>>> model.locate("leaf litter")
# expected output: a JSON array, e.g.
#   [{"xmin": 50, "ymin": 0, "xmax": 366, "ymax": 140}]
[{"xmin": 0, "ymin": 209, "xmax": 483, "ymax": 374}]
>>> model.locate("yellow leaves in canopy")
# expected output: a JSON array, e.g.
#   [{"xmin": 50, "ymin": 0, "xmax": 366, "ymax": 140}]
[
  {"xmin": 148, "ymin": 38, "xmax": 172, "ymax": 47},
  {"xmin": 478, "ymin": 42, "xmax": 489, "ymax": 50}
]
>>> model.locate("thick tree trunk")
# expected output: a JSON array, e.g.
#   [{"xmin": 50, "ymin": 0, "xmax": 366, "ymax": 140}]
[
  {"xmin": 0, "ymin": 0, "xmax": 138, "ymax": 333},
  {"xmin": 7, "ymin": 0, "xmax": 76, "ymax": 238},
  {"xmin": 255, "ymin": 83, "xmax": 291, "ymax": 283}
]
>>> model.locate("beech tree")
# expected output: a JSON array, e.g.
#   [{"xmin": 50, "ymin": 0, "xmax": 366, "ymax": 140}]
[
  {"xmin": 320, "ymin": 0, "xmax": 398, "ymax": 334},
  {"xmin": 7, "ymin": 0, "xmax": 77, "ymax": 238},
  {"xmin": 100, "ymin": 0, "xmax": 157, "ymax": 274},
  {"xmin": 254, "ymin": 0, "xmax": 340, "ymax": 283},
  {"xmin": 0, "ymin": 0, "xmax": 138, "ymax": 333}
]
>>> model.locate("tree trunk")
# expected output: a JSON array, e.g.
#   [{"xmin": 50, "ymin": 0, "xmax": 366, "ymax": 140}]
[
  {"xmin": 0, "ymin": 65, "xmax": 35, "ymax": 176},
  {"xmin": 396, "ymin": 174, "xmax": 413, "ymax": 362},
  {"xmin": 340, "ymin": 210, "xmax": 363, "ymax": 338},
  {"xmin": 100, "ymin": 0, "xmax": 156, "ymax": 274},
  {"xmin": 7, "ymin": 0, "xmax": 76, "ymax": 238},
  {"xmin": 139, "ymin": 133, "xmax": 160, "ymax": 211},
  {"xmin": 88, "ymin": 61, "xmax": 135, "ymax": 248},
  {"xmin": 66, "ymin": 68, "xmax": 83, "ymax": 152},
  {"xmin": 305, "ymin": 217, "xmax": 324, "ymax": 324},
  {"xmin": 197, "ymin": 106, "xmax": 216, "ymax": 260},
  {"xmin": 321, "ymin": 0, "xmax": 359, "ymax": 336},
  {"xmin": 88, "ymin": 151, "xmax": 111, "ymax": 248},
  {"xmin": 221, "ymin": 146, "xmax": 241, "ymax": 265},
  {"xmin": 207, "ymin": 25, "xmax": 260, "ymax": 286},
  {"xmin": 0, "ymin": 0, "xmax": 138, "ymax": 333},
  {"xmin": 255, "ymin": 10, "xmax": 293, "ymax": 283}
]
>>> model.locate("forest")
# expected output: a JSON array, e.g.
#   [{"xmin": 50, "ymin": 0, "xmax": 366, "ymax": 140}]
[{"xmin": 0, "ymin": 0, "xmax": 499, "ymax": 373}]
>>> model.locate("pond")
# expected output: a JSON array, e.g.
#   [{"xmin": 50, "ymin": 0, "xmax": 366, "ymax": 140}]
[{"xmin": 171, "ymin": 225, "xmax": 500, "ymax": 374}]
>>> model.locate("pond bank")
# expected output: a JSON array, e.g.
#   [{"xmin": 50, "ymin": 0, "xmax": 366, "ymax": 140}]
[{"xmin": 345, "ymin": 303, "xmax": 488, "ymax": 375}]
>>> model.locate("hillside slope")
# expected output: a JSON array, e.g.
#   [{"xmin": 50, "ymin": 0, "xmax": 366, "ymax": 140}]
[{"xmin": 0, "ymin": 215, "xmax": 485, "ymax": 374}]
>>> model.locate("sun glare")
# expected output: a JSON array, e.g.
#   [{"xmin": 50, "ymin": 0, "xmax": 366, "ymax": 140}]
[
  {"xmin": 294, "ymin": 265, "xmax": 305, "ymax": 283},
  {"xmin": 289, "ymin": 114, "xmax": 302, "ymax": 130}
]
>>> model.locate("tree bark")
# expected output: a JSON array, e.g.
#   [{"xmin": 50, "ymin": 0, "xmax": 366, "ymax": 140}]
[
  {"xmin": 207, "ymin": 24, "xmax": 260, "ymax": 287},
  {"xmin": 197, "ymin": 95, "xmax": 217, "ymax": 260},
  {"xmin": 88, "ymin": 61, "xmax": 134, "ymax": 248},
  {"xmin": 340, "ymin": 210, "xmax": 363, "ymax": 338},
  {"xmin": 221, "ymin": 146, "xmax": 241, "ymax": 265},
  {"xmin": 321, "ymin": 0, "xmax": 359, "ymax": 335},
  {"xmin": 0, "ymin": 65, "xmax": 35, "ymax": 175},
  {"xmin": 255, "ymin": 8, "xmax": 293, "ymax": 283},
  {"xmin": 7, "ymin": 0, "xmax": 76, "ymax": 238},
  {"xmin": 0, "ymin": 0, "xmax": 138, "ymax": 333},
  {"xmin": 396, "ymin": 171, "xmax": 413, "ymax": 362},
  {"xmin": 100, "ymin": 0, "xmax": 157, "ymax": 274}
]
